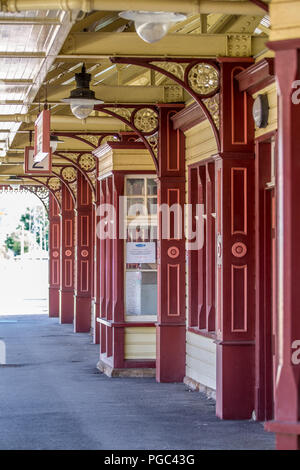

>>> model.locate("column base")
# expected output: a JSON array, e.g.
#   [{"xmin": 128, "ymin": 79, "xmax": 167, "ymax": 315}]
[
  {"xmin": 49, "ymin": 287, "xmax": 59, "ymax": 318},
  {"xmin": 59, "ymin": 290, "xmax": 74, "ymax": 324},
  {"xmin": 216, "ymin": 341, "xmax": 255, "ymax": 419},
  {"xmin": 74, "ymin": 295, "xmax": 91, "ymax": 333},
  {"xmin": 97, "ymin": 358, "xmax": 156, "ymax": 378},
  {"xmin": 156, "ymin": 324, "xmax": 186, "ymax": 383},
  {"xmin": 265, "ymin": 421, "xmax": 300, "ymax": 450}
]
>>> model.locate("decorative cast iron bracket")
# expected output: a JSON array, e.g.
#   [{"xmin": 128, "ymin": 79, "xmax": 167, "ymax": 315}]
[
  {"xmin": 110, "ymin": 57, "xmax": 221, "ymax": 150},
  {"xmin": 52, "ymin": 132, "xmax": 121, "ymax": 150},
  {"xmin": 54, "ymin": 151, "xmax": 98, "ymax": 200},
  {"xmin": 93, "ymin": 104, "xmax": 161, "ymax": 172},
  {"xmin": 20, "ymin": 185, "xmax": 49, "ymax": 214},
  {"xmin": 20, "ymin": 176, "xmax": 62, "ymax": 210}
]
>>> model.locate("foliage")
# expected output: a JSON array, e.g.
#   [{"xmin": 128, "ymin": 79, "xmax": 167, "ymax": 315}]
[
  {"xmin": 4, "ymin": 206, "xmax": 48, "ymax": 256},
  {"xmin": 5, "ymin": 232, "xmax": 29, "ymax": 257}
]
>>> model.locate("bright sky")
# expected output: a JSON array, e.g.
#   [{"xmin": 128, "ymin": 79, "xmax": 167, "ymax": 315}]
[
  {"xmin": 0, "ymin": 192, "xmax": 48, "ymax": 314},
  {"xmin": 0, "ymin": 192, "xmax": 45, "ymax": 243}
]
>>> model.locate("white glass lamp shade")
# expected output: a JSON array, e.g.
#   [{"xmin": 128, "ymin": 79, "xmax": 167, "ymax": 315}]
[
  {"xmin": 119, "ymin": 11, "xmax": 187, "ymax": 44},
  {"xmin": 62, "ymin": 97, "xmax": 103, "ymax": 120},
  {"xmin": 70, "ymin": 102, "xmax": 95, "ymax": 120},
  {"xmin": 135, "ymin": 21, "xmax": 170, "ymax": 44}
]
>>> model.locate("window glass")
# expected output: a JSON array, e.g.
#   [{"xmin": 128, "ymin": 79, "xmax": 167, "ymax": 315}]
[
  {"xmin": 126, "ymin": 178, "xmax": 145, "ymax": 196},
  {"xmin": 124, "ymin": 176, "xmax": 157, "ymax": 317}
]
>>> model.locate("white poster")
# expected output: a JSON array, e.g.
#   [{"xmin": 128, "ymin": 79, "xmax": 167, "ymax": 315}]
[{"xmin": 126, "ymin": 242, "xmax": 156, "ymax": 264}]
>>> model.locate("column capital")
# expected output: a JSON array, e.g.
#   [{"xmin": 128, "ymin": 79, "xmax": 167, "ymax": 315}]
[{"xmin": 269, "ymin": 0, "xmax": 300, "ymax": 42}]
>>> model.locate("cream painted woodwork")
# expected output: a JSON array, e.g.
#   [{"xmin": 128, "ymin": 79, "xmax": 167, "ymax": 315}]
[
  {"xmin": 184, "ymin": 119, "xmax": 218, "ymax": 391},
  {"xmin": 96, "ymin": 146, "xmax": 156, "ymax": 176},
  {"xmin": 124, "ymin": 327, "xmax": 156, "ymax": 360}
]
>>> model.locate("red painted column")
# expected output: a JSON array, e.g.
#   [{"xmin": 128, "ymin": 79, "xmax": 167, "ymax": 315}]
[
  {"xmin": 215, "ymin": 59, "xmax": 255, "ymax": 419},
  {"xmin": 59, "ymin": 183, "xmax": 75, "ymax": 324},
  {"xmin": 105, "ymin": 176, "xmax": 113, "ymax": 357},
  {"xmin": 111, "ymin": 172, "xmax": 125, "ymax": 368},
  {"xmin": 264, "ymin": 40, "xmax": 300, "ymax": 450},
  {"xmin": 48, "ymin": 193, "xmax": 61, "ymax": 318},
  {"xmin": 93, "ymin": 176, "xmax": 101, "ymax": 344},
  {"xmin": 74, "ymin": 171, "xmax": 94, "ymax": 333},
  {"xmin": 156, "ymin": 105, "xmax": 186, "ymax": 383},
  {"xmin": 99, "ymin": 178, "xmax": 107, "ymax": 355}
]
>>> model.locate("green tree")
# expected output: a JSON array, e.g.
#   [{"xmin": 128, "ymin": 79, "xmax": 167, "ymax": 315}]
[{"xmin": 4, "ymin": 232, "xmax": 29, "ymax": 257}]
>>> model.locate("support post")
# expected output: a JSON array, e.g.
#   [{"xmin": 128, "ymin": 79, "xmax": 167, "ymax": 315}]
[
  {"xmin": 111, "ymin": 172, "xmax": 125, "ymax": 368},
  {"xmin": 60, "ymin": 183, "xmax": 75, "ymax": 324},
  {"xmin": 74, "ymin": 171, "xmax": 94, "ymax": 333},
  {"xmin": 48, "ymin": 193, "xmax": 61, "ymax": 318},
  {"xmin": 215, "ymin": 59, "xmax": 256, "ymax": 419},
  {"xmin": 156, "ymin": 105, "xmax": 186, "ymax": 382},
  {"xmin": 93, "ymin": 176, "xmax": 101, "ymax": 344},
  {"xmin": 264, "ymin": 39, "xmax": 300, "ymax": 450}
]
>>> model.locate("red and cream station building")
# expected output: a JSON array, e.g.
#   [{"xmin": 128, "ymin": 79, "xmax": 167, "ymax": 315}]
[{"xmin": 0, "ymin": 0, "xmax": 300, "ymax": 450}]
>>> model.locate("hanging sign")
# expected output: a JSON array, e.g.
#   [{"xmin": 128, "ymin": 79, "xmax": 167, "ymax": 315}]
[
  {"xmin": 34, "ymin": 109, "xmax": 51, "ymax": 163},
  {"xmin": 24, "ymin": 145, "xmax": 52, "ymax": 175},
  {"xmin": 126, "ymin": 242, "xmax": 156, "ymax": 264}
]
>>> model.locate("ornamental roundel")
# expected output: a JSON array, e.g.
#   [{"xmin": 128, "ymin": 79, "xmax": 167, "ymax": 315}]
[
  {"xmin": 78, "ymin": 153, "xmax": 96, "ymax": 171},
  {"xmin": 62, "ymin": 166, "xmax": 77, "ymax": 183},
  {"xmin": 167, "ymin": 246, "xmax": 179, "ymax": 259},
  {"xmin": 65, "ymin": 250, "xmax": 72, "ymax": 257},
  {"xmin": 232, "ymin": 242, "xmax": 247, "ymax": 258},
  {"xmin": 188, "ymin": 63, "xmax": 219, "ymax": 96},
  {"xmin": 48, "ymin": 177, "xmax": 61, "ymax": 191},
  {"xmin": 81, "ymin": 249, "xmax": 88, "ymax": 258},
  {"xmin": 53, "ymin": 251, "xmax": 59, "ymax": 258},
  {"xmin": 133, "ymin": 108, "xmax": 158, "ymax": 133}
]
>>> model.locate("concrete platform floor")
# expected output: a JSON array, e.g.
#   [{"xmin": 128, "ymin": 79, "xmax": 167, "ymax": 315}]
[{"xmin": 0, "ymin": 314, "xmax": 275, "ymax": 450}]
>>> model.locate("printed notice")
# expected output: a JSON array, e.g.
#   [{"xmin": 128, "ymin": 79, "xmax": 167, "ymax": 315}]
[{"xmin": 126, "ymin": 242, "xmax": 156, "ymax": 264}]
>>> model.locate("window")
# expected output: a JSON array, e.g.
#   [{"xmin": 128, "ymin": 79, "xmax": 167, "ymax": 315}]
[
  {"xmin": 188, "ymin": 161, "xmax": 216, "ymax": 333},
  {"xmin": 124, "ymin": 175, "xmax": 158, "ymax": 319}
]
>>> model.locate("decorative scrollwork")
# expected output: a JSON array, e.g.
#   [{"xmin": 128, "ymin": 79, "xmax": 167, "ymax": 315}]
[
  {"xmin": 62, "ymin": 166, "xmax": 77, "ymax": 183},
  {"xmin": 203, "ymin": 94, "xmax": 220, "ymax": 129},
  {"xmin": 26, "ymin": 185, "xmax": 49, "ymax": 200},
  {"xmin": 146, "ymin": 133, "xmax": 158, "ymax": 158},
  {"xmin": 77, "ymin": 134, "xmax": 99, "ymax": 147},
  {"xmin": 188, "ymin": 63, "xmax": 219, "ymax": 96},
  {"xmin": 152, "ymin": 61, "xmax": 186, "ymax": 81},
  {"xmin": 113, "ymin": 108, "xmax": 134, "ymax": 121},
  {"xmin": 48, "ymin": 177, "xmax": 61, "ymax": 191},
  {"xmin": 58, "ymin": 152, "xmax": 80, "ymax": 162},
  {"xmin": 78, "ymin": 153, "xmax": 96, "ymax": 172},
  {"xmin": 133, "ymin": 108, "xmax": 158, "ymax": 133},
  {"xmin": 88, "ymin": 171, "xmax": 97, "ymax": 189}
]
